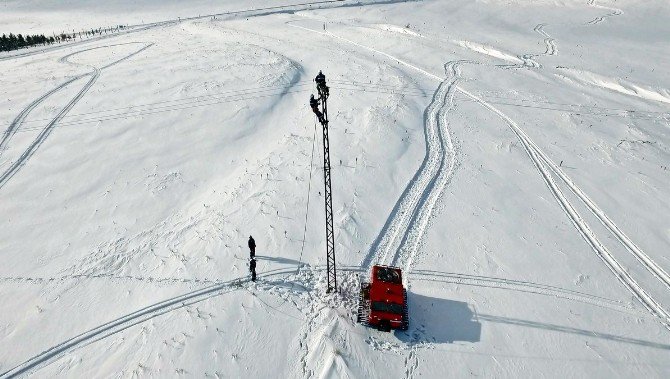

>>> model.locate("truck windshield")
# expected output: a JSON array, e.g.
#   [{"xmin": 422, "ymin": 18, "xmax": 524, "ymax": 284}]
[
  {"xmin": 376, "ymin": 267, "xmax": 401, "ymax": 283},
  {"xmin": 371, "ymin": 301, "xmax": 403, "ymax": 315}
]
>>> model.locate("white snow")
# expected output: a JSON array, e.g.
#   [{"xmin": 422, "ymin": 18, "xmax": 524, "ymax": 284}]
[{"xmin": 1, "ymin": 0, "xmax": 670, "ymax": 378}]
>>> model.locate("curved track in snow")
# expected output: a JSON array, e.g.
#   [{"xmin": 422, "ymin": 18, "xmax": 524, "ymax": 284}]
[
  {"xmin": 0, "ymin": 267, "xmax": 297, "ymax": 378},
  {"xmin": 533, "ymin": 24, "xmax": 557, "ymax": 57},
  {"xmin": 0, "ymin": 42, "xmax": 153, "ymax": 190},
  {"xmin": 2, "ymin": 262, "xmax": 649, "ymax": 378},
  {"xmin": 458, "ymin": 87, "xmax": 670, "ymax": 330},
  {"xmin": 0, "ymin": 70, "xmax": 99, "ymax": 189},
  {"xmin": 388, "ymin": 61, "xmax": 460, "ymax": 274},
  {"xmin": 586, "ymin": 0, "xmax": 623, "ymax": 24},
  {"xmin": 370, "ymin": 62, "xmax": 458, "ymax": 273}
]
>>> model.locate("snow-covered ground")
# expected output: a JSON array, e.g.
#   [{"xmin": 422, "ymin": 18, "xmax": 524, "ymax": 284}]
[{"xmin": 1, "ymin": 0, "xmax": 669, "ymax": 377}]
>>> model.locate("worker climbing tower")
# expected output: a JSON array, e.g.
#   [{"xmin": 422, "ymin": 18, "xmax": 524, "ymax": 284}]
[{"xmin": 310, "ymin": 71, "xmax": 337, "ymax": 293}]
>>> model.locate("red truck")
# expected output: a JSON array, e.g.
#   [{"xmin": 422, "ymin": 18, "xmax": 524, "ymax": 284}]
[{"xmin": 357, "ymin": 265, "xmax": 409, "ymax": 332}]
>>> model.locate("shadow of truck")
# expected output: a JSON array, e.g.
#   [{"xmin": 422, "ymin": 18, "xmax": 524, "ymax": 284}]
[{"xmin": 397, "ymin": 292, "xmax": 481, "ymax": 344}]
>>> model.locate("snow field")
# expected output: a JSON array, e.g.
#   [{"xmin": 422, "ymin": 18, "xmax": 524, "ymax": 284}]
[{"xmin": 1, "ymin": 0, "xmax": 670, "ymax": 377}]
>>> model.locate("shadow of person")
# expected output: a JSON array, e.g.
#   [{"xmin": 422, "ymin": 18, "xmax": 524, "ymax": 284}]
[{"xmin": 396, "ymin": 292, "xmax": 481, "ymax": 344}]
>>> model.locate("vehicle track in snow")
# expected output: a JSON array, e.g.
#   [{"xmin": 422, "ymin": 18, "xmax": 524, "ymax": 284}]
[
  {"xmin": 388, "ymin": 61, "xmax": 460, "ymax": 275},
  {"xmin": 0, "ymin": 268, "xmax": 297, "ymax": 378},
  {"xmin": 2, "ymin": 263, "xmax": 648, "ymax": 378},
  {"xmin": 501, "ymin": 23, "xmax": 557, "ymax": 70},
  {"xmin": 0, "ymin": 42, "xmax": 153, "ymax": 190},
  {"xmin": 0, "ymin": 262, "xmax": 365, "ymax": 378},
  {"xmin": 0, "ymin": 70, "xmax": 99, "ymax": 189},
  {"xmin": 0, "ymin": 77, "xmax": 81, "ymax": 157},
  {"xmin": 370, "ymin": 62, "xmax": 457, "ymax": 272},
  {"xmin": 586, "ymin": 0, "xmax": 623, "ymax": 25},
  {"xmin": 457, "ymin": 87, "xmax": 670, "ymax": 330},
  {"xmin": 484, "ymin": 6, "xmax": 670, "ymax": 305},
  {"xmin": 533, "ymin": 24, "xmax": 557, "ymax": 56},
  {"xmin": 0, "ymin": 266, "xmax": 636, "ymax": 314}
]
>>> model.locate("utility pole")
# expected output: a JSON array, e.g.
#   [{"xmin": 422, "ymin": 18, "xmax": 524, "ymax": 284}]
[{"xmin": 310, "ymin": 71, "xmax": 337, "ymax": 293}]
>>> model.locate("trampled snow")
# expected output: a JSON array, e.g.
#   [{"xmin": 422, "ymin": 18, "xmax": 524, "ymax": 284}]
[{"xmin": 1, "ymin": 0, "xmax": 669, "ymax": 377}]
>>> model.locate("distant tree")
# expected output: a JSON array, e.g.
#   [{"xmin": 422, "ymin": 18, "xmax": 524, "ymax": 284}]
[
  {"xmin": 7, "ymin": 33, "xmax": 16, "ymax": 50},
  {"xmin": 17, "ymin": 34, "xmax": 25, "ymax": 48}
]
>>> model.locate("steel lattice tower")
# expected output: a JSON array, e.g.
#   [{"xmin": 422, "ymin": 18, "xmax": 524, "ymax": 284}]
[{"xmin": 310, "ymin": 71, "xmax": 337, "ymax": 293}]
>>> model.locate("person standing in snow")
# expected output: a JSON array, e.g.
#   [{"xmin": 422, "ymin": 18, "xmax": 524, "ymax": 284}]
[
  {"xmin": 248, "ymin": 235, "xmax": 256, "ymax": 258},
  {"xmin": 249, "ymin": 258, "xmax": 257, "ymax": 282}
]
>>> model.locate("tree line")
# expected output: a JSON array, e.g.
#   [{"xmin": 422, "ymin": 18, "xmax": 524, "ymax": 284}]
[
  {"xmin": 1, "ymin": 33, "xmax": 53, "ymax": 52},
  {"xmin": 1, "ymin": 25, "xmax": 127, "ymax": 52}
]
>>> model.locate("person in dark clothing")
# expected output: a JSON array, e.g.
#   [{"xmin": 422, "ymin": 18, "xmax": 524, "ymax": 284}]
[
  {"xmin": 249, "ymin": 258, "xmax": 257, "ymax": 282},
  {"xmin": 314, "ymin": 71, "xmax": 329, "ymax": 97},
  {"xmin": 309, "ymin": 94, "xmax": 325, "ymax": 124},
  {"xmin": 315, "ymin": 71, "xmax": 325, "ymax": 87},
  {"xmin": 248, "ymin": 235, "xmax": 256, "ymax": 258}
]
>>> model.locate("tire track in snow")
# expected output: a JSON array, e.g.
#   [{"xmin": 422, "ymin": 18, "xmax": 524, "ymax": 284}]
[
  {"xmin": 58, "ymin": 42, "xmax": 154, "ymax": 70},
  {"xmin": 0, "ymin": 77, "xmax": 80, "ymax": 156},
  {"xmin": 0, "ymin": 70, "xmax": 99, "ymax": 189},
  {"xmin": 504, "ymin": 108, "xmax": 670, "ymax": 292},
  {"xmin": 0, "ymin": 43, "xmax": 153, "ymax": 190},
  {"xmin": 0, "ymin": 267, "xmax": 301, "ymax": 378},
  {"xmin": 464, "ymin": 12, "xmax": 670, "ymax": 301},
  {"xmin": 586, "ymin": 0, "xmax": 623, "ymax": 25},
  {"xmin": 373, "ymin": 63, "xmax": 455, "ymax": 271},
  {"xmin": 501, "ymin": 23, "xmax": 556, "ymax": 70},
  {"xmin": 1, "ymin": 264, "xmax": 641, "ymax": 379},
  {"xmin": 1, "ymin": 265, "xmax": 364, "ymax": 378},
  {"xmin": 455, "ymin": 25, "xmax": 670, "ymax": 299},
  {"xmin": 1, "ymin": 284, "xmax": 238, "ymax": 378},
  {"xmin": 457, "ymin": 87, "xmax": 670, "ymax": 330},
  {"xmin": 389, "ymin": 61, "xmax": 460, "ymax": 275},
  {"xmin": 533, "ymin": 24, "xmax": 557, "ymax": 56}
]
